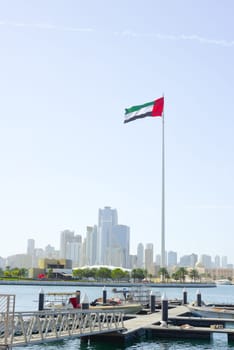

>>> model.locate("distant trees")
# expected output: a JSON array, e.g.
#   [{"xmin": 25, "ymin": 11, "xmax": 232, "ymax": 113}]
[
  {"xmin": 188, "ymin": 269, "xmax": 200, "ymax": 282},
  {"xmin": 96, "ymin": 267, "xmax": 112, "ymax": 281},
  {"xmin": 111, "ymin": 268, "xmax": 129, "ymax": 281},
  {"xmin": 171, "ymin": 267, "xmax": 188, "ymax": 282},
  {"xmin": 72, "ymin": 267, "xmax": 133, "ymax": 282},
  {"xmin": 131, "ymin": 268, "xmax": 147, "ymax": 282},
  {"xmin": 158, "ymin": 267, "xmax": 170, "ymax": 282},
  {"xmin": 2, "ymin": 267, "xmax": 28, "ymax": 279}
]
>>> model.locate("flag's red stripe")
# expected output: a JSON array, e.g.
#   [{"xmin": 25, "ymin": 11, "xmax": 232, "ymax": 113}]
[{"xmin": 152, "ymin": 97, "xmax": 164, "ymax": 117}]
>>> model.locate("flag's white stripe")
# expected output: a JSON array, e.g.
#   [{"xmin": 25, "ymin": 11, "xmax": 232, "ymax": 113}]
[{"xmin": 125, "ymin": 105, "xmax": 153, "ymax": 120}]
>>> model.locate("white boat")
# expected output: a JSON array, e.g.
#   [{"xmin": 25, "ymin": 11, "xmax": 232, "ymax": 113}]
[
  {"xmin": 43, "ymin": 291, "xmax": 143, "ymax": 314},
  {"xmin": 89, "ymin": 300, "xmax": 143, "ymax": 314},
  {"xmin": 187, "ymin": 303, "xmax": 234, "ymax": 319},
  {"xmin": 215, "ymin": 279, "xmax": 232, "ymax": 285}
]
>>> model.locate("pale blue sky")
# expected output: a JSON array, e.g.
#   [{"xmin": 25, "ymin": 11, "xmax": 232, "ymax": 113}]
[{"xmin": 0, "ymin": 1, "xmax": 234, "ymax": 263}]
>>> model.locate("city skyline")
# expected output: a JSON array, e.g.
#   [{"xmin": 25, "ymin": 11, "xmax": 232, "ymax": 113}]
[
  {"xmin": 1, "ymin": 205, "xmax": 232, "ymax": 269},
  {"xmin": 1, "ymin": 236, "xmax": 232, "ymax": 271},
  {"xmin": 0, "ymin": 1, "xmax": 234, "ymax": 262}
]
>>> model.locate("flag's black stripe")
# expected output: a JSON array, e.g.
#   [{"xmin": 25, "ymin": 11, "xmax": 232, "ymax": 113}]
[{"xmin": 124, "ymin": 111, "xmax": 152, "ymax": 123}]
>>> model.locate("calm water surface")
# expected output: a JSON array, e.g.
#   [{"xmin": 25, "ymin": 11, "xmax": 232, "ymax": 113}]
[{"xmin": 1, "ymin": 284, "xmax": 234, "ymax": 349}]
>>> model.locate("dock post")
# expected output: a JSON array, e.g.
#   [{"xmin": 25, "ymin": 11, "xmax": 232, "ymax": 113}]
[
  {"xmin": 81, "ymin": 292, "xmax": 89, "ymax": 309},
  {"xmin": 76, "ymin": 290, "xmax": 81, "ymax": 305},
  {"xmin": 183, "ymin": 288, "xmax": 188, "ymax": 305},
  {"xmin": 196, "ymin": 289, "xmax": 202, "ymax": 306},
  {"xmin": 161, "ymin": 293, "xmax": 168, "ymax": 324},
  {"xmin": 150, "ymin": 291, "xmax": 155, "ymax": 313},
  {"xmin": 103, "ymin": 286, "xmax": 107, "ymax": 304},
  {"xmin": 38, "ymin": 288, "xmax": 44, "ymax": 311}
]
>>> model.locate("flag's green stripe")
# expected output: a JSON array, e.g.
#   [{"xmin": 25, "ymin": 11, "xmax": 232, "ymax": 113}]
[{"xmin": 125, "ymin": 100, "xmax": 154, "ymax": 115}]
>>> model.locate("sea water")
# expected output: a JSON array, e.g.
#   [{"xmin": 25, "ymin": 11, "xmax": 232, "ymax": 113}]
[{"xmin": 1, "ymin": 284, "xmax": 234, "ymax": 349}]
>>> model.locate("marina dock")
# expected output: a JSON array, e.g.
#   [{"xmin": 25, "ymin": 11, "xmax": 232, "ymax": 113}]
[
  {"xmin": 2, "ymin": 294, "xmax": 234, "ymax": 348},
  {"xmin": 92, "ymin": 305, "xmax": 234, "ymax": 344}
]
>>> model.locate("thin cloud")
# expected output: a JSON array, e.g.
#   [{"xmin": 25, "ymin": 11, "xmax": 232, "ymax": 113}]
[
  {"xmin": 117, "ymin": 30, "xmax": 234, "ymax": 47},
  {"xmin": 0, "ymin": 20, "xmax": 233, "ymax": 48},
  {"xmin": 0, "ymin": 20, "xmax": 93, "ymax": 33},
  {"xmin": 187, "ymin": 205, "xmax": 234, "ymax": 209}
]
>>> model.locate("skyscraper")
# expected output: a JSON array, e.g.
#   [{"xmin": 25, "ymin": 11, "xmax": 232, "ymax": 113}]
[
  {"xmin": 137, "ymin": 243, "xmax": 144, "ymax": 268},
  {"xmin": 60, "ymin": 230, "xmax": 82, "ymax": 261},
  {"xmin": 85, "ymin": 225, "xmax": 98, "ymax": 266},
  {"xmin": 111, "ymin": 224, "xmax": 130, "ymax": 267},
  {"xmin": 60, "ymin": 230, "xmax": 75, "ymax": 259},
  {"xmin": 145, "ymin": 243, "xmax": 154, "ymax": 275},
  {"xmin": 168, "ymin": 251, "xmax": 177, "ymax": 267},
  {"xmin": 27, "ymin": 239, "xmax": 35, "ymax": 256},
  {"xmin": 97, "ymin": 206, "xmax": 118, "ymax": 265},
  {"xmin": 27, "ymin": 238, "xmax": 35, "ymax": 267}
]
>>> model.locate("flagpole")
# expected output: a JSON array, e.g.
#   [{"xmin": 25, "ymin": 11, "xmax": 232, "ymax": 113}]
[{"xmin": 161, "ymin": 100, "xmax": 165, "ymax": 268}]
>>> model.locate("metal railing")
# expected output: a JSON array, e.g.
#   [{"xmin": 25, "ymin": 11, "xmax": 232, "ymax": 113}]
[
  {"xmin": 0, "ymin": 307, "xmax": 124, "ymax": 347},
  {"xmin": 0, "ymin": 294, "xmax": 15, "ymax": 348}
]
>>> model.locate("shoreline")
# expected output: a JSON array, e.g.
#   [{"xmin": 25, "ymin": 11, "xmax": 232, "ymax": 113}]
[{"xmin": 0, "ymin": 280, "xmax": 217, "ymax": 288}]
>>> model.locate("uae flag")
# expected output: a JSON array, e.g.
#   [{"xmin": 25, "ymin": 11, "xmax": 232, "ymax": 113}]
[{"xmin": 124, "ymin": 97, "xmax": 164, "ymax": 123}]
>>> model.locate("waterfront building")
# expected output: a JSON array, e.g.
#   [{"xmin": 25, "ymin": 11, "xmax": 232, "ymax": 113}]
[
  {"xmin": 214, "ymin": 255, "xmax": 221, "ymax": 268},
  {"xmin": 222, "ymin": 256, "xmax": 228, "ymax": 268},
  {"xmin": 97, "ymin": 206, "xmax": 118, "ymax": 265},
  {"xmin": 27, "ymin": 239, "xmax": 35, "ymax": 256},
  {"xmin": 137, "ymin": 243, "xmax": 144, "ymax": 268},
  {"xmin": 190, "ymin": 253, "xmax": 198, "ymax": 267},
  {"xmin": 26, "ymin": 238, "xmax": 35, "ymax": 268},
  {"xmin": 144, "ymin": 243, "xmax": 154, "ymax": 275},
  {"xmin": 155, "ymin": 254, "xmax": 161, "ymax": 266},
  {"xmin": 60, "ymin": 230, "xmax": 75, "ymax": 258},
  {"xmin": 60, "ymin": 229, "xmax": 82, "ymax": 263},
  {"xmin": 6, "ymin": 254, "xmax": 32, "ymax": 269},
  {"xmin": 129, "ymin": 254, "xmax": 137, "ymax": 269},
  {"xmin": 85, "ymin": 225, "xmax": 98, "ymax": 266},
  {"xmin": 0, "ymin": 256, "xmax": 5, "ymax": 269},
  {"xmin": 44, "ymin": 244, "xmax": 59, "ymax": 259},
  {"xmin": 179, "ymin": 253, "xmax": 198, "ymax": 267},
  {"xmin": 168, "ymin": 251, "xmax": 177, "ymax": 267},
  {"xmin": 66, "ymin": 240, "xmax": 82, "ymax": 267},
  {"xmin": 29, "ymin": 258, "xmax": 72, "ymax": 279},
  {"xmin": 200, "ymin": 254, "xmax": 212, "ymax": 269},
  {"xmin": 111, "ymin": 224, "xmax": 130, "ymax": 268}
]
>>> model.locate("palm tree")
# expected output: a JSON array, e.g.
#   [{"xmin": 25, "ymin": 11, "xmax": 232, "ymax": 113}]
[
  {"xmin": 159, "ymin": 267, "xmax": 169, "ymax": 282},
  {"xmin": 189, "ymin": 268, "xmax": 199, "ymax": 282},
  {"xmin": 176, "ymin": 267, "xmax": 188, "ymax": 282},
  {"xmin": 131, "ymin": 268, "xmax": 146, "ymax": 282}
]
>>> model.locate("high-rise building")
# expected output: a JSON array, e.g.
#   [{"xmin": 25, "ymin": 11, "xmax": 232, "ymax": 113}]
[
  {"xmin": 145, "ymin": 243, "xmax": 154, "ymax": 275},
  {"xmin": 155, "ymin": 254, "xmax": 161, "ymax": 266},
  {"xmin": 137, "ymin": 243, "xmax": 144, "ymax": 268},
  {"xmin": 60, "ymin": 230, "xmax": 75, "ymax": 259},
  {"xmin": 129, "ymin": 254, "xmax": 137, "ymax": 269},
  {"xmin": 214, "ymin": 255, "xmax": 221, "ymax": 268},
  {"xmin": 111, "ymin": 224, "xmax": 130, "ymax": 267},
  {"xmin": 190, "ymin": 253, "xmax": 198, "ymax": 267},
  {"xmin": 27, "ymin": 239, "xmax": 35, "ymax": 256},
  {"xmin": 44, "ymin": 244, "xmax": 59, "ymax": 259},
  {"xmin": 97, "ymin": 206, "xmax": 118, "ymax": 265},
  {"xmin": 222, "ymin": 256, "xmax": 228, "ymax": 268},
  {"xmin": 179, "ymin": 253, "xmax": 198, "ymax": 267},
  {"xmin": 200, "ymin": 254, "xmax": 212, "ymax": 269},
  {"xmin": 85, "ymin": 225, "xmax": 98, "ymax": 266},
  {"xmin": 168, "ymin": 251, "xmax": 177, "ymax": 267},
  {"xmin": 67, "ymin": 240, "xmax": 82, "ymax": 267}
]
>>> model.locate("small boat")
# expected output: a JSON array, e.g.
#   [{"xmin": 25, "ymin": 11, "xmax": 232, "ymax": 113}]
[
  {"xmin": 112, "ymin": 285, "xmax": 159, "ymax": 307},
  {"xmin": 43, "ymin": 292, "xmax": 78, "ymax": 310},
  {"xmin": 215, "ymin": 279, "xmax": 232, "ymax": 285},
  {"xmin": 187, "ymin": 302, "xmax": 234, "ymax": 319},
  {"xmin": 42, "ymin": 290, "xmax": 143, "ymax": 314},
  {"xmin": 89, "ymin": 296, "xmax": 143, "ymax": 314}
]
